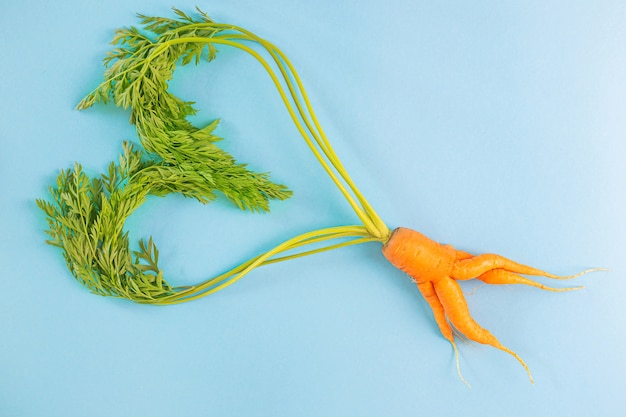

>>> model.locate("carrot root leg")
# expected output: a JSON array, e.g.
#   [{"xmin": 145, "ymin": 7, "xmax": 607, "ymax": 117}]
[
  {"xmin": 415, "ymin": 280, "xmax": 471, "ymax": 386},
  {"xmin": 452, "ymin": 253, "xmax": 606, "ymax": 282},
  {"xmin": 416, "ymin": 281, "xmax": 455, "ymax": 343},
  {"xmin": 478, "ymin": 269, "xmax": 583, "ymax": 292},
  {"xmin": 434, "ymin": 276, "xmax": 534, "ymax": 383},
  {"xmin": 452, "ymin": 253, "xmax": 553, "ymax": 280}
]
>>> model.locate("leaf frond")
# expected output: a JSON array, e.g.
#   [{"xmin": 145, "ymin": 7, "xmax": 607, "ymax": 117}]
[{"xmin": 44, "ymin": 8, "xmax": 297, "ymax": 303}]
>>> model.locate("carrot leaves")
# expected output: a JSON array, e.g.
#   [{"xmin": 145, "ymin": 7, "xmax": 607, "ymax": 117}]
[
  {"xmin": 76, "ymin": 8, "xmax": 291, "ymax": 212},
  {"xmin": 39, "ymin": 8, "xmax": 385, "ymax": 304},
  {"xmin": 37, "ymin": 143, "xmax": 174, "ymax": 300}
]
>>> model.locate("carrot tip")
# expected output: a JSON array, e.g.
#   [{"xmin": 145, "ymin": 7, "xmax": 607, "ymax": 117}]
[
  {"xmin": 451, "ymin": 341, "xmax": 471, "ymax": 388},
  {"xmin": 499, "ymin": 345, "xmax": 534, "ymax": 383},
  {"xmin": 546, "ymin": 267, "xmax": 609, "ymax": 280},
  {"xmin": 541, "ymin": 284, "xmax": 584, "ymax": 292}
]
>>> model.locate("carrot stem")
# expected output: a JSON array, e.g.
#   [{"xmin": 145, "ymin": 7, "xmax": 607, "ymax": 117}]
[{"xmin": 148, "ymin": 225, "xmax": 379, "ymax": 305}]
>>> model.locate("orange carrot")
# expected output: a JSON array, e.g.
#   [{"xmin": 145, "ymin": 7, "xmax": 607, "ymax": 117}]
[{"xmin": 382, "ymin": 226, "xmax": 601, "ymax": 383}]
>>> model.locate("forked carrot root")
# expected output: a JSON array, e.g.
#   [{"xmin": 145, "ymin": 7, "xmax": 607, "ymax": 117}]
[{"xmin": 382, "ymin": 227, "xmax": 604, "ymax": 384}]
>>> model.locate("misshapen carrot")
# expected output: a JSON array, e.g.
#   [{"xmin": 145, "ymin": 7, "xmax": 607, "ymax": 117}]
[{"xmin": 382, "ymin": 227, "xmax": 602, "ymax": 383}]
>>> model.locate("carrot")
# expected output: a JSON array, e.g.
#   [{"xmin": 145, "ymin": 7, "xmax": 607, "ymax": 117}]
[{"xmin": 382, "ymin": 227, "xmax": 602, "ymax": 383}]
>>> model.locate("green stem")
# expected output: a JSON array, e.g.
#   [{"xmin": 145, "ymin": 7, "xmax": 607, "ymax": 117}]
[
  {"xmin": 214, "ymin": 31, "xmax": 389, "ymax": 238},
  {"xmin": 150, "ymin": 225, "xmax": 376, "ymax": 305},
  {"xmin": 185, "ymin": 36, "xmax": 384, "ymax": 236},
  {"xmin": 205, "ymin": 23, "xmax": 389, "ymax": 239}
]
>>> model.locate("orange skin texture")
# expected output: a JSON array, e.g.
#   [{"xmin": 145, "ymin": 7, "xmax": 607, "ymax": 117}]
[{"xmin": 380, "ymin": 227, "xmax": 574, "ymax": 382}]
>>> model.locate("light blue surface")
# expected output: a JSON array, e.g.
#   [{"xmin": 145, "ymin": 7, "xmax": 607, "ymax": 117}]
[{"xmin": 2, "ymin": 1, "xmax": 625, "ymax": 416}]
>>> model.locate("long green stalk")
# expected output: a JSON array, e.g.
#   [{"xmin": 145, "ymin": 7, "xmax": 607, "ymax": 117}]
[{"xmin": 152, "ymin": 226, "xmax": 374, "ymax": 304}]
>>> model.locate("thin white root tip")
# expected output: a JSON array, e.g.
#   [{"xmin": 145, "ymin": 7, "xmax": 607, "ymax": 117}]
[
  {"xmin": 542, "ymin": 284, "xmax": 584, "ymax": 292},
  {"xmin": 500, "ymin": 346, "xmax": 534, "ymax": 384},
  {"xmin": 451, "ymin": 341, "xmax": 471, "ymax": 388},
  {"xmin": 468, "ymin": 282, "xmax": 487, "ymax": 296},
  {"xmin": 548, "ymin": 267, "xmax": 609, "ymax": 281}
]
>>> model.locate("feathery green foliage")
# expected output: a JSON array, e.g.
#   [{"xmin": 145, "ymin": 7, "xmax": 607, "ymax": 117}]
[
  {"xmin": 37, "ymin": 143, "xmax": 174, "ymax": 300},
  {"xmin": 77, "ymin": 8, "xmax": 291, "ymax": 211},
  {"xmin": 39, "ymin": 8, "xmax": 387, "ymax": 304}
]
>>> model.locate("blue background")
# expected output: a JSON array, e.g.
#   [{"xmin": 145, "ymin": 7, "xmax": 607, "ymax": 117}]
[{"xmin": 2, "ymin": 1, "xmax": 625, "ymax": 416}]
